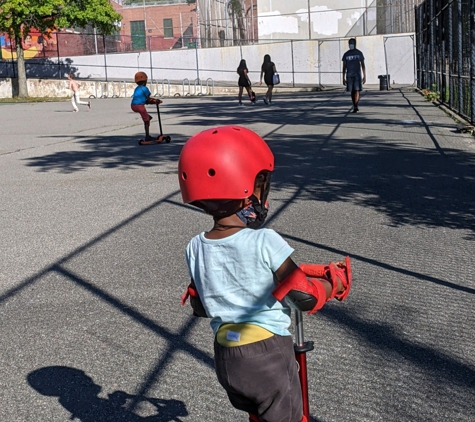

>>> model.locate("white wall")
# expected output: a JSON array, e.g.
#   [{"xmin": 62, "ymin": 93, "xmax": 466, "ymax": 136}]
[
  {"xmin": 80, "ymin": 33, "xmax": 414, "ymax": 86},
  {"xmin": 0, "ymin": 33, "xmax": 416, "ymax": 96}
]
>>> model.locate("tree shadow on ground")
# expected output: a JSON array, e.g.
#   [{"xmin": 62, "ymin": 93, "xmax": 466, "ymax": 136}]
[
  {"xmin": 23, "ymin": 90, "xmax": 475, "ymax": 239},
  {"xmin": 24, "ymin": 135, "xmax": 182, "ymax": 173},
  {"xmin": 270, "ymin": 132, "xmax": 475, "ymax": 239},
  {"xmin": 5, "ymin": 89, "xmax": 473, "ymax": 422}
]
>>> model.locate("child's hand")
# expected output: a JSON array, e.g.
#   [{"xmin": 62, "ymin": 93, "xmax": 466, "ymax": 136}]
[
  {"xmin": 332, "ymin": 258, "xmax": 352, "ymax": 301},
  {"xmin": 300, "ymin": 257, "xmax": 352, "ymax": 302},
  {"xmin": 146, "ymin": 98, "xmax": 163, "ymax": 105}
]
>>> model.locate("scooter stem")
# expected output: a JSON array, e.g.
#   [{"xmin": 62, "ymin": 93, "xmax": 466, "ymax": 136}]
[
  {"xmin": 294, "ymin": 310, "xmax": 314, "ymax": 421},
  {"xmin": 156, "ymin": 102, "xmax": 163, "ymax": 136}
]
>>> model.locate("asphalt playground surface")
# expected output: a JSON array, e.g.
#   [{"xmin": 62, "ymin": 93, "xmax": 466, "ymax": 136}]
[{"xmin": 1, "ymin": 87, "xmax": 474, "ymax": 422}]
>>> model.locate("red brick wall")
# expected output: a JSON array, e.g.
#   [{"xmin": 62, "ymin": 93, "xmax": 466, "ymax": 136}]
[{"xmin": 113, "ymin": 3, "xmax": 197, "ymax": 50}]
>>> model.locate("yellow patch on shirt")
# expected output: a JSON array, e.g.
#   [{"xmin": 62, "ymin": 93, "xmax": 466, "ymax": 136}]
[{"xmin": 216, "ymin": 323, "xmax": 274, "ymax": 347}]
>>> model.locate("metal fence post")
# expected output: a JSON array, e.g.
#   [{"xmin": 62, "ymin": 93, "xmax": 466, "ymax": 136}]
[
  {"xmin": 56, "ymin": 32, "xmax": 61, "ymax": 78},
  {"xmin": 149, "ymin": 36, "xmax": 153, "ymax": 82},
  {"xmin": 307, "ymin": 0, "xmax": 312, "ymax": 40},
  {"xmin": 195, "ymin": 40, "xmax": 200, "ymax": 81},
  {"xmin": 103, "ymin": 35, "xmax": 108, "ymax": 82},
  {"xmin": 428, "ymin": 0, "xmax": 435, "ymax": 89},
  {"xmin": 448, "ymin": 0, "xmax": 453, "ymax": 110},
  {"xmin": 457, "ymin": 0, "xmax": 463, "ymax": 114},
  {"xmin": 291, "ymin": 40, "xmax": 295, "ymax": 87},
  {"xmin": 440, "ymin": 0, "xmax": 446, "ymax": 103},
  {"xmin": 435, "ymin": 0, "xmax": 440, "ymax": 93},
  {"xmin": 425, "ymin": 1, "xmax": 429, "ymax": 89},
  {"xmin": 415, "ymin": 5, "xmax": 419, "ymax": 87},
  {"xmin": 471, "ymin": 0, "xmax": 475, "ymax": 122}
]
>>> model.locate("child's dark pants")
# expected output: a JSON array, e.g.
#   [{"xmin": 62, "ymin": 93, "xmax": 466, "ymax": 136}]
[{"xmin": 214, "ymin": 334, "xmax": 303, "ymax": 422}]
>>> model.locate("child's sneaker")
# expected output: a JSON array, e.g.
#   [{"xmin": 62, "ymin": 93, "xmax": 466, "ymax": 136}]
[
  {"xmin": 238, "ymin": 102, "xmax": 243, "ymax": 106},
  {"xmin": 263, "ymin": 98, "xmax": 269, "ymax": 105},
  {"xmin": 145, "ymin": 136, "xmax": 155, "ymax": 141}
]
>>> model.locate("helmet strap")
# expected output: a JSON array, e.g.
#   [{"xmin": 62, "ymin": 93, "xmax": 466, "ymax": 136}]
[
  {"xmin": 250, "ymin": 195, "xmax": 269, "ymax": 228},
  {"xmin": 236, "ymin": 172, "xmax": 272, "ymax": 229}
]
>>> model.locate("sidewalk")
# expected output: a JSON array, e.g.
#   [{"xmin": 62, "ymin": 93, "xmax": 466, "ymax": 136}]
[{"xmin": 1, "ymin": 87, "xmax": 474, "ymax": 422}]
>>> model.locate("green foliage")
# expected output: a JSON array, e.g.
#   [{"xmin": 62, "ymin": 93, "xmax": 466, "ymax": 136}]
[
  {"xmin": 0, "ymin": 0, "xmax": 122, "ymax": 97},
  {"xmin": 0, "ymin": 0, "xmax": 63, "ymax": 39},
  {"xmin": 58, "ymin": 0, "xmax": 122, "ymax": 35},
  {"xmin": 421, "ymin": 84, "xmax": 440, "ymax": 102},
  {"xmin": 227, "ymin": 0, "xmax": 243, "ymax": 14},
  {"xmin": 0, "ymin": 0, "xmax": 122, "ymax": 39}
]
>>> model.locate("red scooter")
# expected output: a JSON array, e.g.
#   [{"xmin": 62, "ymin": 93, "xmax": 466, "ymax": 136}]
[{"xmin": 138, "ymin": 99, "xmax": 171, "ymax": 145}]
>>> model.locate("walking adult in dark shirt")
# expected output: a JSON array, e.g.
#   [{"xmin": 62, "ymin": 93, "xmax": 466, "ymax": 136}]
[
  {"xmin": 237, "ymin": 59, "xmax": 255, "ymax": 105},
  {"xmin": 259, "ymin": 54, "xmax": 277, "ymax": 105},
  {"xmin": 342, "ymin": 38, "xmax": 366, "ymax": 113}
]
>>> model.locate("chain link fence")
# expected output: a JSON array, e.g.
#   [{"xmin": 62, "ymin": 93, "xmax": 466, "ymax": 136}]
[
  {"xmin": 1, "ymin": 1, "xmax": 425, "ymax": 85},
  {"xmin": 415, "ymin": 0, "xmax": 475, "ymax": 124}
]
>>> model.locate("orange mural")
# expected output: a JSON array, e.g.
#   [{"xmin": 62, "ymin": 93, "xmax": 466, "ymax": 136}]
[{"xmin": 1, "ymin": 32, "xmax": 57, "ymax": 60}]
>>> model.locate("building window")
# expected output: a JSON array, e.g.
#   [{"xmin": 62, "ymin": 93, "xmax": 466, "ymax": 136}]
[
  {"xmin": 164, "ymin": 19, "xmax": 173, "ymax": 38},
  {"xmin": 130, "ymin": 20, "xmax": 146, "ymax": 50}
]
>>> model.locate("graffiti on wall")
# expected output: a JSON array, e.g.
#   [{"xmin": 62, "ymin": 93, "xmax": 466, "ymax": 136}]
[{"xmin": 1, "ymin": 32, "xmax": 58, "ymax": 60}]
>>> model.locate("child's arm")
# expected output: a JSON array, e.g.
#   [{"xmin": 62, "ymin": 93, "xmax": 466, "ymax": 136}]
[
  {"xmin": 273, "ymin": 257, "xmax": 351, "ymax": 314},
  {"xmin": 181, "ymin": 279, "xmax": 208, "ymax": 317},
  {"xmin": 146, "ymin": 96, "xmax": 163, "ymax": 105},
  {"xmin": 275, "ymin": 258, "xmax": 334, "ymax": 298}
]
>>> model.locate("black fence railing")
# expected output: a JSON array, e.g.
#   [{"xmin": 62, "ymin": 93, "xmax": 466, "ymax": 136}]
[{"xmin": 415, "ymin": 0, "xmax": 475, "ymax": 123}]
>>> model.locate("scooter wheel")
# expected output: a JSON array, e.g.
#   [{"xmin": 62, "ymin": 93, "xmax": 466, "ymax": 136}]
[{"xmin": 165, "ymin": 136, "xmax": 171, "ymax": 143}]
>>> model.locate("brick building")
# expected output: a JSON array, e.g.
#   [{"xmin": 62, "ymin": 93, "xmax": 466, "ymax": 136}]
[{"xmin": 111, "ymin": 0, "xmax": 198, "ymax": 51}]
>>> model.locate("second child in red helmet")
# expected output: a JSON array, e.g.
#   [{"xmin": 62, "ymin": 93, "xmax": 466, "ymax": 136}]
[
  {"xmin": 179, "ymin": 126, "xmax": 352, "ymax": 422},
  {"xmin": 131, "ymin": 71, "xmax": 162, "ymax": 141}
]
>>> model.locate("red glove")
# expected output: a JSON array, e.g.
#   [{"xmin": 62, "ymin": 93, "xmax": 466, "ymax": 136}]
[{"xmin": 300, "ymin": 256, "xmax": 352, "ymax": 302}]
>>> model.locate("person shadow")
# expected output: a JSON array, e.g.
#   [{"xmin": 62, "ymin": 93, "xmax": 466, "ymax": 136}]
[{"xmin": 27, "ymin": 366, "xmax": 189, "ymax": 421}]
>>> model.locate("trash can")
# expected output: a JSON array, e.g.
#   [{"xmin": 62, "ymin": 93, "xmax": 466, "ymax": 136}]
[{"xmin": 378, "ymin": 74, "xmax": 389, "ymax": 91}]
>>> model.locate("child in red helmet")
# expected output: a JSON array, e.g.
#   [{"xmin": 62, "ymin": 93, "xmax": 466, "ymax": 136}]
[
  {"xmin": 178, "ymin": 126, "xmax": 352, "ymax": 422},
  {"xmin": 131, "ymin": 71, "xmax": 162, "ymax": 141}
]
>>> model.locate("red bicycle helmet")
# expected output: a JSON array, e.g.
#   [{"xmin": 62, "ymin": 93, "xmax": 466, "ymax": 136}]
[
  {"xmin": 134, "ymin": 71, "xmax": 148, "ymax": 83},
  {"xmin": 178, "ymin": 126, "xmax": 274, "ymax": 204}
]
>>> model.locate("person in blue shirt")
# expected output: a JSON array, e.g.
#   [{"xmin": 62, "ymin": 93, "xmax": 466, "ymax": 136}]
[
  {"xmin": 342, "ymin": 38, "xmax": 366, "ymax": 113},
  {"xmin": 131, "ymin": 72, "xmax": 162, "ymax": 141},
  {"xmin": 179, "ymin": 125, "xmax": 352, "ymax": 422}
]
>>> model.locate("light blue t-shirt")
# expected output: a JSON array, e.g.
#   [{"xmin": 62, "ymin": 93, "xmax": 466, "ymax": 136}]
[
  {"xmin": 131, "ymin": 85, "xmax": 151, "ymax": 105},
  {"xmin": 185, "ymin": 228, "xmax": 294, "ymax": 336}
]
